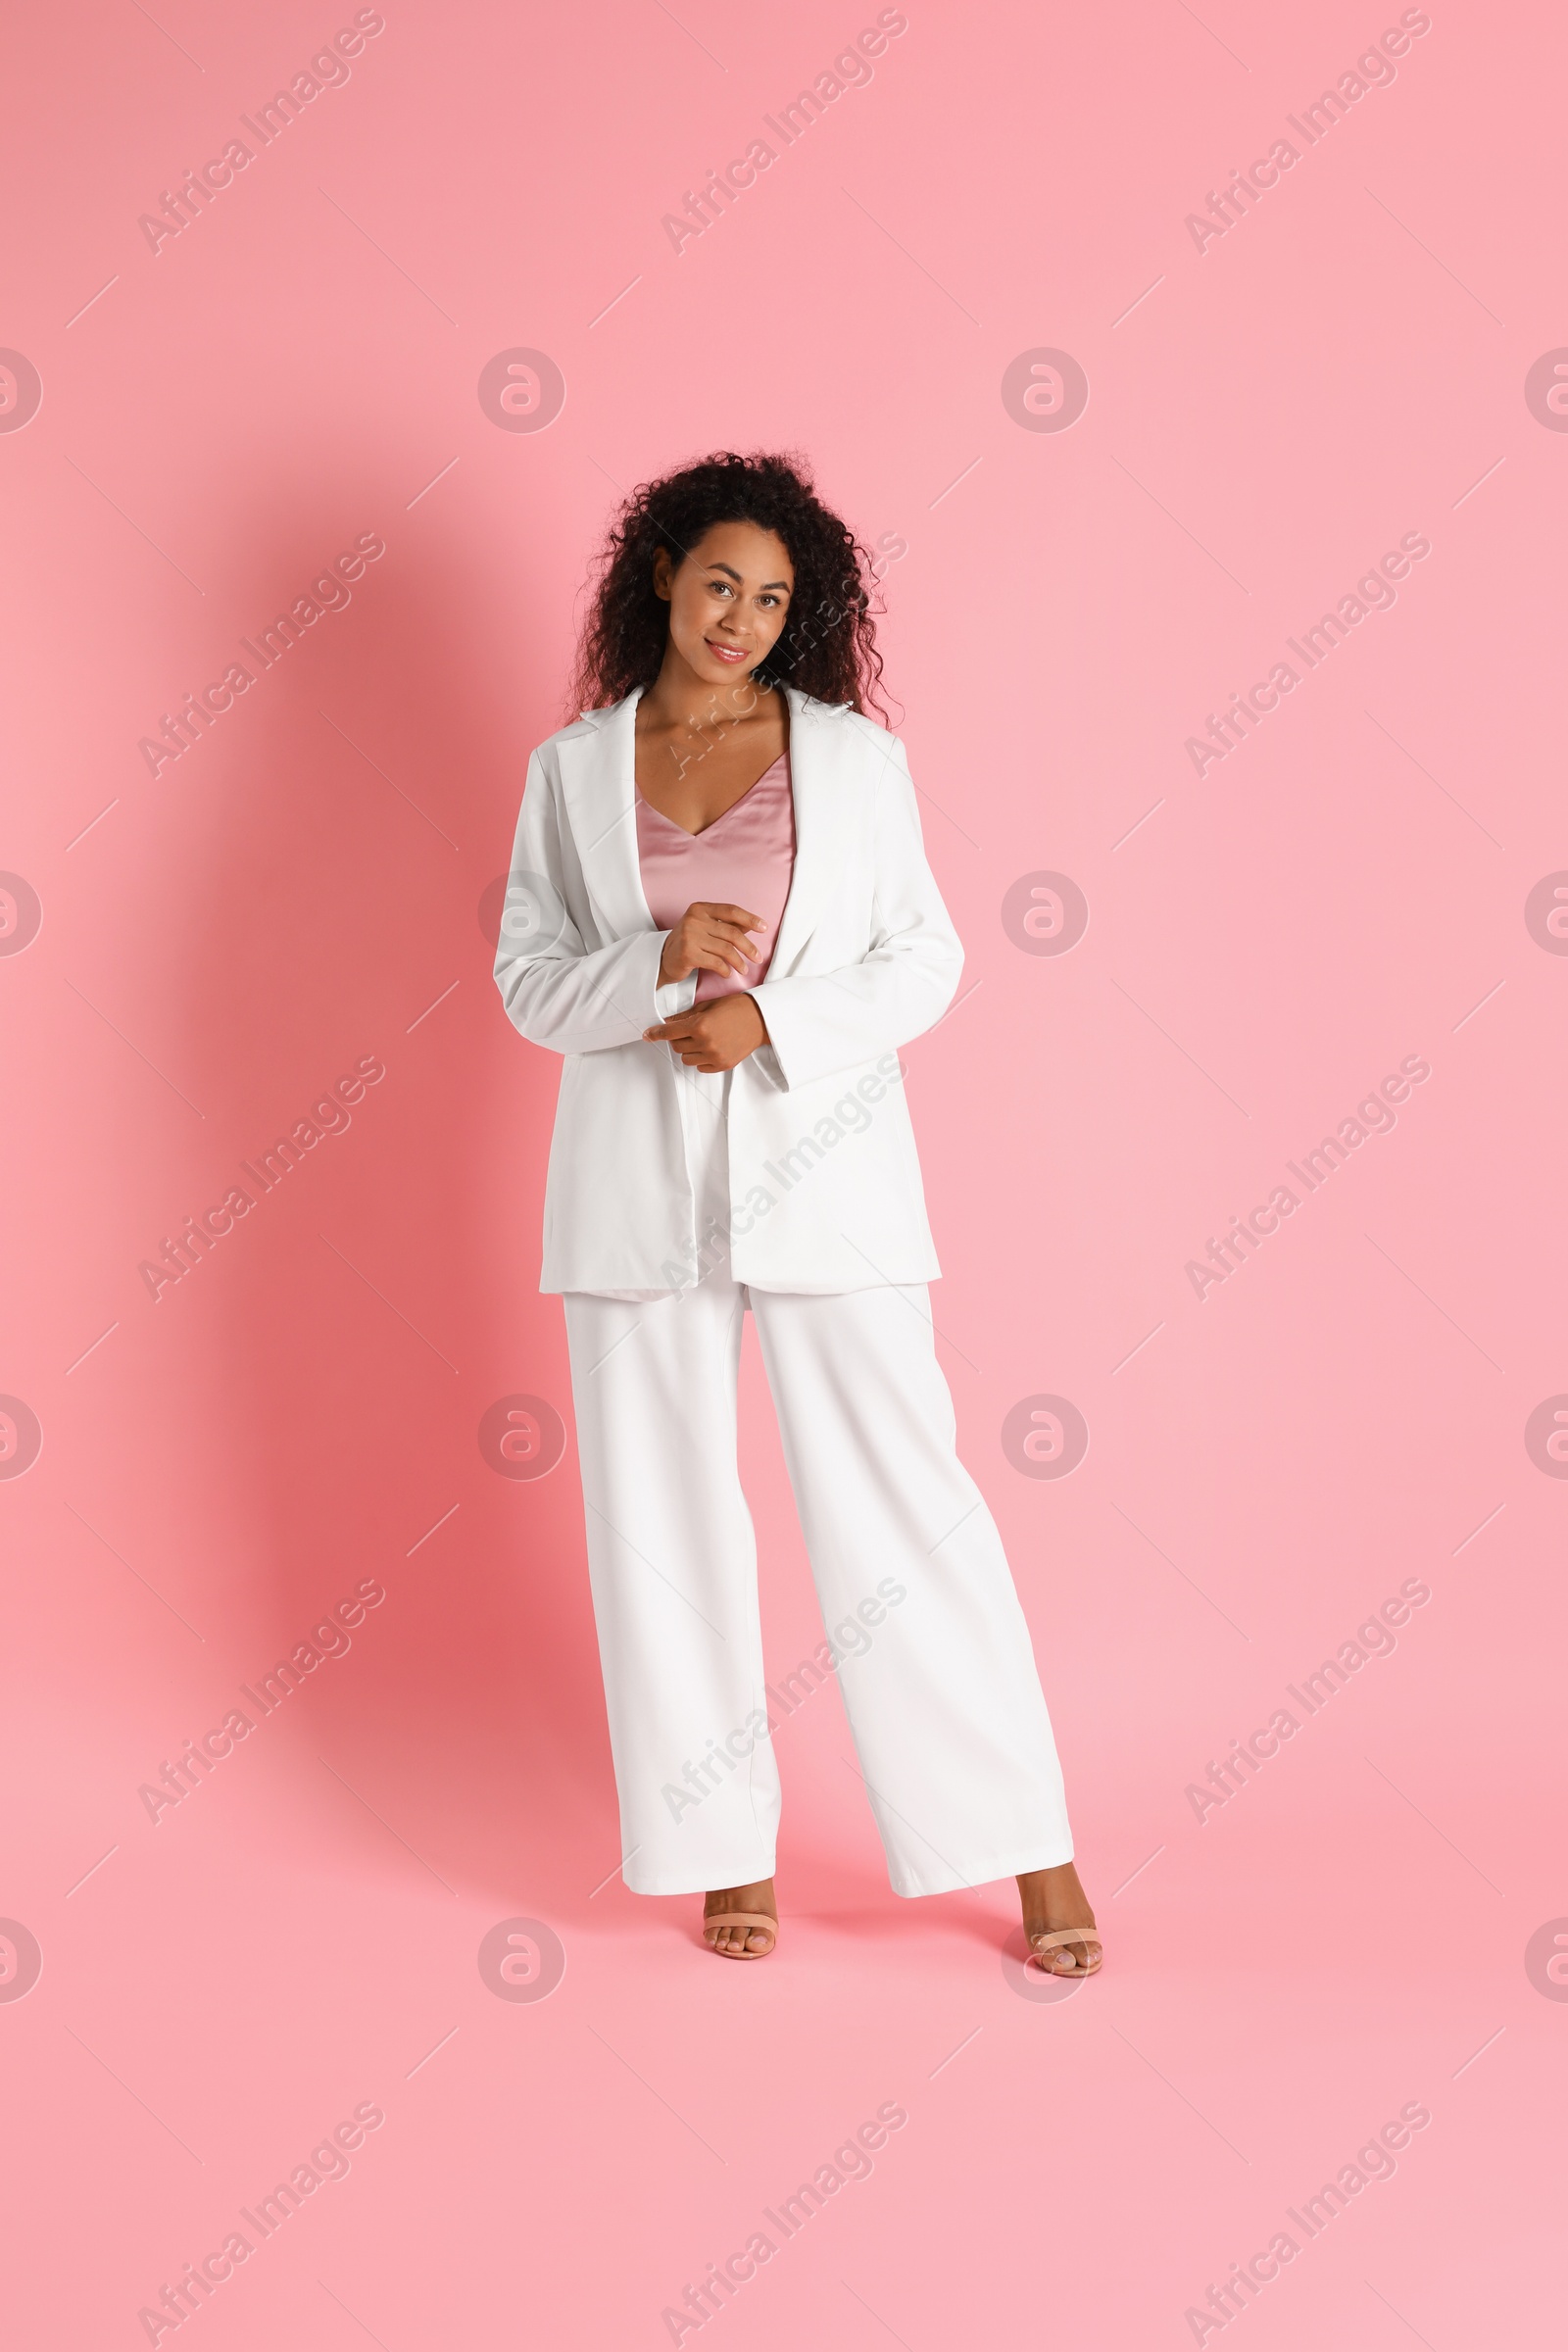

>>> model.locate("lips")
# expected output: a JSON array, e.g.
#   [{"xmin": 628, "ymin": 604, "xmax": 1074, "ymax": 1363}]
[{"xmin": 705, "ymin": 638, "xmax": 748, "ymax": 664}]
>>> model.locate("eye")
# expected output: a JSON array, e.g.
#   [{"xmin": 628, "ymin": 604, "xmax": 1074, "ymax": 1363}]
[{"xmin": 710, "ymin": 579, "xmax": 734, "ymax": 598}]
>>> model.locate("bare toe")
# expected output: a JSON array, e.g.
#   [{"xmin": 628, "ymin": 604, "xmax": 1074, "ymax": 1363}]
[
  {"xmin": 1027, "ymin": 1928, "xmax": 1102, "ymax": 1976},
  {"xmin": 702, "ymin": 1880, "xmax": 777, "ymax": 1957}
]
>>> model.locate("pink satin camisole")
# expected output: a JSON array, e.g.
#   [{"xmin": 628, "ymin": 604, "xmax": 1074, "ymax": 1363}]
[{"xmin": 636, "ymin": 751, "xmax": 796, "ymax": 1004}]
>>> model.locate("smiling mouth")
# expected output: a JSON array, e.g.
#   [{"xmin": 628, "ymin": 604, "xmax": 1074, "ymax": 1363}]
[{"xmin": 705, "ymin": 638, "xmax": 749, "ymax": 663}]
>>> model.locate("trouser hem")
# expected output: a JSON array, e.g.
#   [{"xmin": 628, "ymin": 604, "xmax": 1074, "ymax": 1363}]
[
  {"xmin": 887, "ymin": 1837, "xmax": 1076, "ymax": 1898},
  {"xmin": 621, "ymin": 1859, "xmax": 778, "ymax": 1898}
]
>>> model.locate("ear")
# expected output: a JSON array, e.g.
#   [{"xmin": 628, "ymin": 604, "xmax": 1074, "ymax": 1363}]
[{"xmin": 652, "ymin": 546, "xmax": 675, "ymax": 603}]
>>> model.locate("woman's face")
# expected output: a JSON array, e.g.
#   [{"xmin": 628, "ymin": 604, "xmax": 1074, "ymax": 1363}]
[{"xmin": 653, "ymin": 520, "xmax": 795, "ymax": 692}]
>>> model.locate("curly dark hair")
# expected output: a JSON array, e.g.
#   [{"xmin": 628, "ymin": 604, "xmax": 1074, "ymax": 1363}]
[{"xmin": 566, "ymin": 450, "xmax": 891, "ymax": 722}]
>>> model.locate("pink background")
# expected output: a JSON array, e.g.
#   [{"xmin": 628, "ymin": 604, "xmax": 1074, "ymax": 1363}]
[{"xmin": 3, "ymin": 1, "xmax": 1564, "ymax": 2343}]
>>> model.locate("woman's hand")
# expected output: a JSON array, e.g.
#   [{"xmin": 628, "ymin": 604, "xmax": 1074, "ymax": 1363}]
[
  {"xmin": 658, "ymin": 901, "xmax": 766, "ymax": 990},
  {"xmin": 645, "ymin": 993, "xmax": 769, "ymax": 1071}
]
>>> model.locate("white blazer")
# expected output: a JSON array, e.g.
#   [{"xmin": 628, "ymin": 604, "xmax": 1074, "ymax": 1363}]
[{"xmin": 494, "ymin": 683, "xmax": 963, "ymax": 1295}]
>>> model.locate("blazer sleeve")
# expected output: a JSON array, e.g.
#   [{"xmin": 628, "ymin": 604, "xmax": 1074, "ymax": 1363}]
[
  {"xmin": 748, "ymin": 731, "xmax": 963, "ymax": 1091},
  {"xmin": 493, "ymin": 751, "xmax": 675, "ymax": 1054}
]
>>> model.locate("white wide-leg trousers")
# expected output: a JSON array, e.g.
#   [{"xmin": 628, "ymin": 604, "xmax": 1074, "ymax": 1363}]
[{"xmin": 562, "ymin": 1061, "xmax": 1074, "ymax": 1897}]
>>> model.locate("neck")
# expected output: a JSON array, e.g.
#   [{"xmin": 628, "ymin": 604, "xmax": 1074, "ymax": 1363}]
[{"xmin": 638, "ymin": 653, "xmax": 777, "ymax": 736}]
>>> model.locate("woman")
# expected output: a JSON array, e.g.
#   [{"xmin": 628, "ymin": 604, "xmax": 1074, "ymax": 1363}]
[{"xmin": 494, "ymin": 452, "xmax": 1101, "ymax": 1972}]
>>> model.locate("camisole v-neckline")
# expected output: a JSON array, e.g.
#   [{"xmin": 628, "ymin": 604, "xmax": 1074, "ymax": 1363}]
[
  {"xmin": 635, "ymin": 751, "xmax": 789, "ymax": 841},
  {"xmin": 635, "ymin": 749, "xmax": 796, "ymax": 1007}
]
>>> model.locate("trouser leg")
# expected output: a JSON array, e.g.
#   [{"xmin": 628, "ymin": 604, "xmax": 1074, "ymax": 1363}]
[
  {"xmin": 749, "ymin": 1282, "xmax": 1074, "ymax": 1895},
  {"xmin": 563, "ymin": 1276, "xmax": 780, "ymax": 1896}
]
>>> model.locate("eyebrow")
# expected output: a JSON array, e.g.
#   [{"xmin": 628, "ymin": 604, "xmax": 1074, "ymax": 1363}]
[{"xmin": 708, "ymin": 562, "xmax": 791, "ymax": 591}]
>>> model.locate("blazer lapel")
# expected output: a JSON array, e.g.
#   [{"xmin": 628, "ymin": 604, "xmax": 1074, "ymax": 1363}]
[
  {"xmin": 557, "ymin": 687, "xmax": 653, "ymax": 943},
  {"xmin": 556, "ymin": 682, "xmax": 855, "ymax": 964},
  {"xmin": 768, "ymin": 686, "xmax": 851, "ymax": 976}
]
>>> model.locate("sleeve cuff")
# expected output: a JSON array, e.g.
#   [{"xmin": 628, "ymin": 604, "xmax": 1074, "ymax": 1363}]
[{"xmin": 653, "ymin": 951, "xmax": 698, "ymax": 1021}]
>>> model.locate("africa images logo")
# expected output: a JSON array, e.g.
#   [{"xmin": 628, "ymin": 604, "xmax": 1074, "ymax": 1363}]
[
  {"xmin": 476, "ymin": 350, "xmax": 565, "ymax": 433},
  {"xmin": 0, "ymin": 350, "xmax": 43, "ymax": 433}
]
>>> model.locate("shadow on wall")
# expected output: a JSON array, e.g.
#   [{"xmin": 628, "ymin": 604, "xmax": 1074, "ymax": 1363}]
[{"xmin": 160, "ymin": 471, "xmax": 617, "ymax": 1912}]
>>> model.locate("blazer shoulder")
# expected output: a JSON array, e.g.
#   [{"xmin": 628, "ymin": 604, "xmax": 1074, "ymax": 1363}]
[
  {"xmin": 835, "ymin": 705, "xmax": 910, "ymax": 775},
  {"xmin": 528, "ymin": 691, "xmax": 635, "ymax": 767}
]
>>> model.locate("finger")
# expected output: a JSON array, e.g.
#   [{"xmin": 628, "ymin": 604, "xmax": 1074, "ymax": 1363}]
[
  {"xmin": 655, "ymin": 957, "xmax": 733, "ymax": 994},
  {"xmin": 694, "ymin": 921, "xmax": 764, "ymax": 962},
  {"xmin": 673, "ymin": 931, "xmax": 758, "ymax": 977},
  {"xmin": 700, "ymin": 916, "xmax": 767, "ymax": 946},
  {"xmin": 688, "ymin": 928, "xmax": 760, "ymax": 970},
  {"xmin": 692, "ymin": 904, "xmax": 764, "ymax": 927}
]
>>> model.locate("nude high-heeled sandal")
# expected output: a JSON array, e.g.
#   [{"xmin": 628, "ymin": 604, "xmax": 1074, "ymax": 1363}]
[
  {"xmin": 1027, "ymin": 1927, "xmax": 1103, "ymax": 1975},
  {"xmin": 702, "ymin": 1911, "xmax": 778, "ymax": 1960}
]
